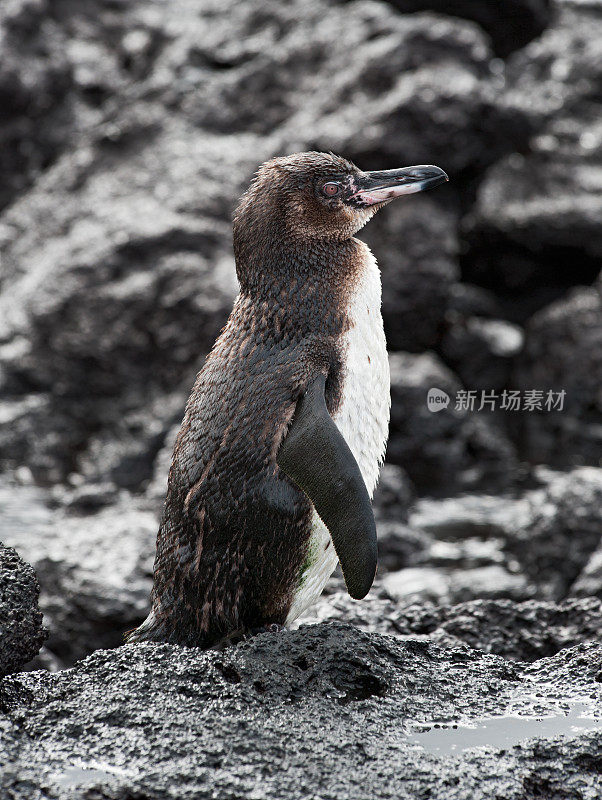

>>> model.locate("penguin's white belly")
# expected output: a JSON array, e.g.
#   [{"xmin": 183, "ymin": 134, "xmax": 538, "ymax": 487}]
[{"xmin": 286, "ymin": 247, "xmax": 390, "ymax": 623}]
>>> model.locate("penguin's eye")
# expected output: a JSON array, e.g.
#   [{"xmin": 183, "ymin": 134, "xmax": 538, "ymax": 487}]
[{"xmin": 322, "ymin": 182, "xmax": 341, "ymax": 197}]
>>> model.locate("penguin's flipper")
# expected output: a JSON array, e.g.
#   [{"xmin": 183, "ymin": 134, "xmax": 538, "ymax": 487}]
[{"xmin": 277, "ymin": 374, "xmax": 377, "ymax": 600}]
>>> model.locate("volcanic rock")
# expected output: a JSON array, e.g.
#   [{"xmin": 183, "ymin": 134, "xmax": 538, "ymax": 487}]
[{"xmin": 0, "ymin": 541, "xmax": 46, "ymax": 675}]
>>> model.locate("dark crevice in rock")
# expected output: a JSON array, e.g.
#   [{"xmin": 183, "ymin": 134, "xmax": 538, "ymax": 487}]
[
  {"xmin": 332, "ymin": 657, "xmax": 389, "ymax": 704},
  {"xmin": 214, "ymin": 662, "xmax": 242, "ymax": 684},
  {"xmin": 520, "ymin": 773, "xmax": 583, "ymax": 800},
  {"xmin": 336, "ymin": 671, "xmax": 389, "ymax": 705},
  {"xmin": 293, "ymin": 655, "xmax": 310, "ymax": 671}
]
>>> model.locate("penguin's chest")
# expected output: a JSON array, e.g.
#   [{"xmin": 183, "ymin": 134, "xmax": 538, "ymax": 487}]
[{"xmin": 286, "ymin": 249, "xmax": 390, "ymax": 623}]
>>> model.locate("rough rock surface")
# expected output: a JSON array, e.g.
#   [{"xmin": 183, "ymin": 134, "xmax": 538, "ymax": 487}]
[
  {"xmin": 439, "ymin": 315, "xmax": 524, "ymax": 392},
  {"xmin": 572, "ymin": 542, "xmax": 602, "ymax": 600},
  {"xmin": 2, "ymin": 622, "xmax": 602, "ymax": 800},
  {"xmin": 0, "ymin": 542, "xmax": 46, "ymax": 675},
  {"xmin": 387, "ymin": 352, "xmax": 518, "ymax": 493},
  {"xmin": 507, "ymin": 468, "xmax": 602, "ymax": 599},
  {"xmin": 464, "ymin": 0, "xmax": 602, "ymax": 319},
  {"xmin": 372, "ymin": 463, "xmax": 415, "ymax": 524},
  {"xmin": 409, "ymin": 469, "xmax": 602, "ymax": 602},
  {"xmin": 513, "ymin": 286, "xmax": 602, "ymax": 467},
  {"xmin": 300, "ymin": 595, "xmax": 602, "ymax": 662},
  {"xmin": 1, "ymin": 0, "xmax": 599, "ymax": 494}
]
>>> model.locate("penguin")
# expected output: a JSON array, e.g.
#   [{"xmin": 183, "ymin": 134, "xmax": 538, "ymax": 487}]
[{"xmin": 129, "ymin": 151, "xmax": 447, "ymax": 647}]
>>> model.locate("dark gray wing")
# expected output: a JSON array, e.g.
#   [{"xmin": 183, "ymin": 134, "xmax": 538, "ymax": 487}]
[{"xmin": 277, "ymin": 374, "xmax": 377, "ymax": 599}]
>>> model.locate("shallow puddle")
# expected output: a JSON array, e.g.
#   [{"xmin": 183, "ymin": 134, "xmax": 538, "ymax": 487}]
[
  {"xmin": 53, "ymin": 764, "xmax": 131, "ymax": 789},
  {"xmin": 410, "ymin": 702, "xmax": 602, "ymax": 757}
]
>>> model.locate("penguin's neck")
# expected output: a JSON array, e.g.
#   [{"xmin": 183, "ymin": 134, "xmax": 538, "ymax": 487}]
[{"xmin": 235, "ymin": 221, "xmax": 372, "ymax": 338}]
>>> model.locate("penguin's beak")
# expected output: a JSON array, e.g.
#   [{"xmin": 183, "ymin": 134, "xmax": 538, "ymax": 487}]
[{"xmin": 347, "ymin": 165, "xmax": 448, "ymax": 207}]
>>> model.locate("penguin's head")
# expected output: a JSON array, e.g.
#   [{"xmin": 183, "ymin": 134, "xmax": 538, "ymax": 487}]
[{"xmin": 234, "ymin": 151, "xmax": 448, "ymax": 247}]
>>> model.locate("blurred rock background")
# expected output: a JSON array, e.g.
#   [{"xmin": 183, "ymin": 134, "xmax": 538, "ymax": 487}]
[{"xmin": 0, "ymin": 0, "xmax": 601, "ymax": 671}]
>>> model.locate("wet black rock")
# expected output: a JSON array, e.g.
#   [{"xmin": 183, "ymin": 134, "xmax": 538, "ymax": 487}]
[
  {"xmin": 446, "ymin": 282, "xmax": 504, "ymax": 320},
  {"xmin": 407, "ymin": 468, "xmax": 602, "ymax": 602},
  {"xmin": 282, "ymin": 6, "xmax": 532, "ymax": 176},
  {"xmin": 503, "ymin": 0, "xmax": 602, "ymax": 124},
  {"xmin": 2, "ymin": 621, "xmax": 601, "ymax": 799},
  {"xmin": 400, "ymin": 491, "xmax": 533, "ymax": 605},
  {"xmin": 0, "ymin": 175, "xmax": 238, "ymax": 485},
  {"xmin": 512, "ymin": 287, "xmax": 602, "ymax": 468},
  {"xmin": 0, "ymin": 542, "xmax": 46, "ymax": 675},
  {"xmin": 376, "ymin": 521, "xmax": 431, "ymax": 573},
  {"xmin": 409, "ymin": 491, "xmax": 531, "ymax": 540},
  {"xmin": 0, "ymin": 0, "xmax": 596, "ymax": 503},
  {"xmin": 370, "ymin": 0, "xmax": 551, "ymax": 57},
  {"xmin": 507, "ymin": 467, "xmax": 602, "ymax": 600},
  {"xmin": 464, "ymin": 150, "xmax": 602, "ymax": 321},
  {"xmin": 0, "ymin": 1, "xmax": 601, "ymax": 792},
  {"xmin": 2, "ymin": 463, "xmax": 598, "ymax": 672},
  {"xmin": 379, "ymin": 493, "xmax": 531, "ymax": 605},
  {"xmin": 383, "ymin": 561, "xmax": 531, "ymax": 604},
  {"xmin": 387, "ymin": 351, "xmax": 518, "ymax": 493}
]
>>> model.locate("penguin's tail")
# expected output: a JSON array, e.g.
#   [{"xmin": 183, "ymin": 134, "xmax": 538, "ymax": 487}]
[
  {"xmin": 124, "ymin": 609, "xmax": 218, "ymax": 648},
  {"xmin": 124, "ymin": 605, "xmax": 252, "ymax": 649},
  {"xmin": 124, "ymin": 610, "xmax": 163, "ymax": 644}
]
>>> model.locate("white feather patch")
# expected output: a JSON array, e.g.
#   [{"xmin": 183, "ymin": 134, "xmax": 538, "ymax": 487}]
[{"xmin": 286, "ymin": 244, "xmax": 390, "ymax": 623}]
